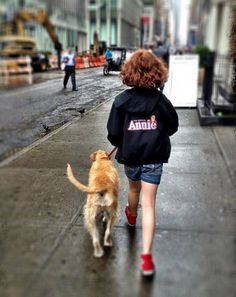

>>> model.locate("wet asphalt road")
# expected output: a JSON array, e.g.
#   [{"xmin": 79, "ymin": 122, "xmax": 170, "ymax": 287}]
[{"xmin": 0, "ymin": 68, "xmax": 126, "ymax": 161}]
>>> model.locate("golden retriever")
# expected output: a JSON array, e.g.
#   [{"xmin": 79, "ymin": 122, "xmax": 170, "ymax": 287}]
[{"xmin": 67, "ymin": 150, "xmax": 119, "ymax": 257}]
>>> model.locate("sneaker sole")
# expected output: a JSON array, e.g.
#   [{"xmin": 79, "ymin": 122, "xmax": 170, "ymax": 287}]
[
  {"xmin": 127, "ymin": 222, "xmax": 136, "ymax": 227},
  {"xmin": 142, "ymin": 270, "xmax": 155, "ymax": 276}
]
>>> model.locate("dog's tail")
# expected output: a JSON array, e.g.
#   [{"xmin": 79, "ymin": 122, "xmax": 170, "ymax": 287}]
[{"xmin": 67, "ymin": 163, "xmax": 103, "ymax": 195}]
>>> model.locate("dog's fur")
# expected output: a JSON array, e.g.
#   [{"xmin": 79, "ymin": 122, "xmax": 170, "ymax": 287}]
[{"xmin": 67, "ymin": 150, "xmax": 119, "ymax": 257}]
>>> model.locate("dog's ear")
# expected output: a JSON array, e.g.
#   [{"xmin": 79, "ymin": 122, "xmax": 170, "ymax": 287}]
[{"xmin": 90, "ymin": 152, "xmax": 97, "ymax": 161}]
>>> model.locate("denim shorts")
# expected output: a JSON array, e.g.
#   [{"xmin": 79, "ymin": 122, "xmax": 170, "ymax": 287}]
[{"xmin": 124, "ymin": 163, "xmax": 163, "ymax": 185}]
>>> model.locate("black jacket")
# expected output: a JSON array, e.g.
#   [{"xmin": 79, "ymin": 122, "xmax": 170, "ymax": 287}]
[{"xmin": 107, "ymin": 88, "xmax": 178, "ymax": 166}]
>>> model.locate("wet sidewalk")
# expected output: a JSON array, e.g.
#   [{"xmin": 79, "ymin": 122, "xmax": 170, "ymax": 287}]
[{"xmin": 0, "ymin": 100, "xmax": 235, "ymax": 297}]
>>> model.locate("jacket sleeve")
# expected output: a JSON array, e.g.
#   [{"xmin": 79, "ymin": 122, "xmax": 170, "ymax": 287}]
[
  {"xmin": 107, "ymin": 101, "xmax": 124, "ymax": 147},
  {"xmin": 159, "ymin": 95, "xmax": 179, "ymax": 136}
]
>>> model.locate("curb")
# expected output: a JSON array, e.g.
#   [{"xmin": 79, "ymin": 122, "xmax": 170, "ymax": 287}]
[{"xmin": 0, "ymin": 98, "xmax": 112, "ymax": 168}]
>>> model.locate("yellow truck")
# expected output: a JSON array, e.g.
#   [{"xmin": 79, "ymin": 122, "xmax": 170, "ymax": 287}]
[{"xmin": 0, "ymin": 8, "xmax": 62, "ymax": 75}]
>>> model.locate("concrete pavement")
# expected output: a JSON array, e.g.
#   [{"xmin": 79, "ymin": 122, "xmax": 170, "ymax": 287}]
[{"xmin": 0, "ymin": 99, "xmax": 235, "ymax": 297}]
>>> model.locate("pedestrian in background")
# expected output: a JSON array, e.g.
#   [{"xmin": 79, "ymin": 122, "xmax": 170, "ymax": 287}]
[
  {"xmin": 61, "ymin": 47, "xmax": 77, "ymax": 91},
  {"xmin": 153, "ymin": 41, "xmax": 170, "ymax": 67},
  {"xmin": 153, "ymin": 41, "xmax": 170, "ymax": 91},
  {"xmin": 107, "ymin": 49, "xmax": 178, "ymax": 277},
  {"xmin": 105, "ymin": 47, "xmax": 113, "ymax": 63}
]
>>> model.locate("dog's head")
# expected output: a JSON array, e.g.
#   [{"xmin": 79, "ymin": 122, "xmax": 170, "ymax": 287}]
[{"xmin": 90, "ymin": 150, "xmax": 109, "ymax": 161}]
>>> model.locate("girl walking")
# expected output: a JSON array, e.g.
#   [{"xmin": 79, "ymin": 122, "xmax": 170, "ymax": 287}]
[{"xmin": 107, "ymin": 49, "xmax": 178, "ymax": 276}]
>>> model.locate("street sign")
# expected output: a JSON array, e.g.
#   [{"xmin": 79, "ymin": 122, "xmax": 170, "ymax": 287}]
[{"xmin": 163, "ymin": 55, "xmax": 199, "ymax": 107}]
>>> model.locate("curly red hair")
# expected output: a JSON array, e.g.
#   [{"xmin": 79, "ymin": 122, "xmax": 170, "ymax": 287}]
[{"xmin": 121, "ymin": 49, "xmax": 168, "ymax": 89}]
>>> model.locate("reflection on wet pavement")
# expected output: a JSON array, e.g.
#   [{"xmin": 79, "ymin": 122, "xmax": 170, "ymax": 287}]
[
  {"xmin": 0, "ymin": 71, "xmax": 64, "ymax": 89},
  {"xmin": 0, "ymin": 74, "xmax": 33, "ymax": 88}
]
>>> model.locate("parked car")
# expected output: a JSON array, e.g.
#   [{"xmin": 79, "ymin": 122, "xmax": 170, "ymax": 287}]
[{"xmin": 31, "ymin": 53, "xmax": 50, "ymax": 72}]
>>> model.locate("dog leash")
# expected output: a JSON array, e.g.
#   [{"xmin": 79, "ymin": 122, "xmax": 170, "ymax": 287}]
[{"xmin": 107, "ymin": 147, "xmax": 117, "ymax": 159}]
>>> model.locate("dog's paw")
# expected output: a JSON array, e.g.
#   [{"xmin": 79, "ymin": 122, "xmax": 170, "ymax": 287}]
[
  {"xmin": 104, "ymin": 238, "xmax": 113, "ymax": 247},
  {"xmin": 94, "ymin": 248, "xmax": 104, "ymax": 258}
]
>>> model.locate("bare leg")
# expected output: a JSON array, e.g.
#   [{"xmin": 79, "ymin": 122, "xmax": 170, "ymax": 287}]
[
  {"xmin": 141, "ymin": 181, "xmax": 158, "ymax": 254},
  {"xmin": 127, "ymin": 179, "xmax": 141, "ymax": 215}
]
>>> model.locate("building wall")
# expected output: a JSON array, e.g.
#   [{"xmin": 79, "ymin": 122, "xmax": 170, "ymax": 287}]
[
  {"xmin": 154, "ymin": 0, "xmax": 171, "ymax": 45},
  {"xmin": 141, "ymin": 5, "xmax": 155, "ymax": 47},
  {"xmin": 188, "ymin": 0, "xmax": 230, "ymax": 55},
  {"xmin": 42, "ymin": 0, "xmax": 88, "ymax": 52},
  {"xmin": 120, "ymin": 0, "xmax": 143, "ymax": 47},
  {"xmin": 0, "ymin": 0, "xmax": 88, "ymax": 53},
  {"xmin": 89, "ymin": 0, "xmax": 142, "ymax": 49},
  {"xmin": 188, "ymin": 0, "xmax": 210, "ymax": 46},
  {"xmin": 205, "ymin": 0, "xmax": 230, "ymax": 55}
]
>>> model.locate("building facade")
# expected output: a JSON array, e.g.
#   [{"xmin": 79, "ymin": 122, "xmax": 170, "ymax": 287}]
[
  {"xmin": 141, "ymin": 2, "xmax": 155, "ymax": 48},
  {"xmin": 204, "ymin": 0, "xmax": 231, "ymax": 55},
  {"xmin": 154, "ymin": 0, "xmax": 171, "ymax": 44},
  {"xmin": 44, "ymin": 0, "xmax": 88, "ymax": 52},
  {"xmin": 141, "ymin": 0, "xmax": 172, "ymax": 48},
  {"xmin": 189, "ymin": 0, "xmax": 235, "ymax": 112},
  {"xmin": 89, "ymin": 0, "xmax": 143, "ymax": 49},
  {"xmin": 0, "ymin": 0, "xmax": 88, "ymax": 53},
  {"xmin": 188, "ymin": 0, "xmax": 210, "ymax": 46},
  {"xmin": 189, "ymin": 0, "xmax": 231, "ymax": 55}
]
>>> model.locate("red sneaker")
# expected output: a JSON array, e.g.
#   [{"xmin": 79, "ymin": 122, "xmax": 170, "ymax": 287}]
[
  {"xmin": 140, "ymin": 254, "xmax": 155, "ymax": 276},
  {"xmin": 125, "ymin": 205, "xmax": 137, "ymax": 226}
]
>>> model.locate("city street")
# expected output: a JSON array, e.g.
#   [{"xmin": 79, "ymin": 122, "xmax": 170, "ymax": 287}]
[
  {"xmin": 1, "ymin": 0, "xmax": 236, "ymax": 296},
  {"xmin": 0, "ymin": 71, "xmax": 235, "ymax": 296},
  {"xmin": 0, "ymin": 68, "xmax": 125, "ymax": 161}
]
